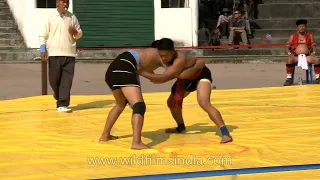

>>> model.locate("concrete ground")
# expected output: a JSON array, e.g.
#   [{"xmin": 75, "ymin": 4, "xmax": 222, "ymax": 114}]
[{"xmin": 0, "ymin": 63, "xmax": 308, "ymax": 100}]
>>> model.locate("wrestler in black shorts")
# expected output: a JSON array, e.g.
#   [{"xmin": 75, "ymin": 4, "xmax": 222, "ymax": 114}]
[
  {"xmin": 101, "ymin": 50, "xmax": 149, "ymax": 149},
  {"xmin": 105, "ymin": 51, "xmax": 140, "ymax": 91}
]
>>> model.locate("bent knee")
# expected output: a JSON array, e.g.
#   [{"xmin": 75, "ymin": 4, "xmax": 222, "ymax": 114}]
[
  {"xmin": 288, "ymin": 56, "xmax": 296, "ymax": 63},
  {"xmin": 132, "ymin": 101, "xmax": 146, "ymax": 116},
  {"xmin": 167, "ymin": 95, "xmax": 183, "ymax": 109},
  {"xmin": 307, "ymin": 56, "xmax": 319, "ymax": 64},
  {"xmin": 116, "ymin": 103, "xmax": 126, "ymax": 111},
  {"xmin": 197, "ymin": 99, "xmax": 211, "ymax": 109}
]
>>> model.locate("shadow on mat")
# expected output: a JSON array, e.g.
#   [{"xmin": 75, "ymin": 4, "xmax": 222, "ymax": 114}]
[
  {"xmin": 72, "ymin": 100, "xmax": 115, "ymax": 111},
  {"xmin": 118, "ymin": 123, "xmax": 238, "ymax": 147}
]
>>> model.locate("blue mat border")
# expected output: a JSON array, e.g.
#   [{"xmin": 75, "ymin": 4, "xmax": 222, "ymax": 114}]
[{"xmin": 93, "ymin": 164, "xmax": 320, "ymax": 180}]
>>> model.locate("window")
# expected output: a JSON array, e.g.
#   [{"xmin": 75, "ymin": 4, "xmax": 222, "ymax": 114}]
[
  {"xmin": 37, "ymin": 0, "xmax": 56, "ymax": 8},
  {"xmin": 162, "ymin": 0, "xmax": 187, "ymax": 8}
]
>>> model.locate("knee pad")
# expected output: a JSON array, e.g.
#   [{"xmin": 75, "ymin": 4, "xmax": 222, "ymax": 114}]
[{"xmin": 132, "ymin": 102, "xmax": 146, "ymax": 116}]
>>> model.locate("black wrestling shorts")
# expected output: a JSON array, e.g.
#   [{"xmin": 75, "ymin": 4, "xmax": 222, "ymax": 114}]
[
  {"xmin": 105, "ymin": 52, "xmax": 140, "ymax": 91},
  {"xmin": 171, "ymin": 66, "xmax": 212, "ymax": 93}
]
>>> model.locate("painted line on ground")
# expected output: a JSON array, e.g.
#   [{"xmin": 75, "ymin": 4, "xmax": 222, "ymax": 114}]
[{"xmin": 93, "ymin": 164, "xmax": 320, "ymax": 180}]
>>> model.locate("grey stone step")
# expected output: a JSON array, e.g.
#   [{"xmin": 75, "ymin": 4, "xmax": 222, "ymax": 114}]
[
  {"xmin": 200, "ymin": 48, "xmax": 283, "ymax": 56},
  {"xmin": 0, "ymin": 11, "xmax": 13, "ymax": 16},
  {"xmin": 0, "ymin": 39, "xmax": 25, "ymax": 46},
  {"xmin": 0, "ymin": 45, "xmax": 26, "ymax": 49},
  {"xmin": 0, "ymin": 52, "xmax": 36, "ymax": 61},
  {"xmin": 0, "ymin": 7, "xmax": 10, "ymax": 13},
  {"xmin": 219, "ymin": 37, "xmax": 318, "ymax": 45},
  {"xmin": 75, "ymin": 48, "xmax": 286, "ymax": 57},
  {"xmin": 0, "ymin": 33, "xmax": 21, "ymax": 39},
  {"xmin": 0, "ymin": 2, "xmax": 7, "ymax": 7},
  {"xmin": 203, "ymin": 48, "xmax": 285, "ymax": 56},
  {"xmin": 258, "ymin": 3, "xmax": 320, "ymax": 19},
  {"xmin": 0, "ymin": 27, "xmax": 19, "ymax": 33},
  {"xmin": 251, "ymin": 18, "xmax": 320, "ymax": 29},
  {"xmin": 0, "ymin": 20, "xmax": 16, "ymax": 27},
  {"xmin": 254, "ymin": 28, "xmax": 320, "ymax": 37},
  {"xmin": 263, "ymin": 0, "xmax": 320, "ymax": 3},
  {"xmin": 0, "ymin": 15, "xmax": 14, "ymax": 20}
]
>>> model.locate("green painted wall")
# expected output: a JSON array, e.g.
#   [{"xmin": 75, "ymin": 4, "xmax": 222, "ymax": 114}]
[{"xmin": 74, "ymin": 0, "xmax": 154, "ymax": 48}]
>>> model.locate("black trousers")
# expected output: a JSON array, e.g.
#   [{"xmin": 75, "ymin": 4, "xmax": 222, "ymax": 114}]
[{"xmin": 48, "ymin": 56, "xmax": 75, "ymax": 108}]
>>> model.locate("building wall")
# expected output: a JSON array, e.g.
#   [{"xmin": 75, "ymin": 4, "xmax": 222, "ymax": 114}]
[
  {"xmin": 7, "ymin": 0, "xmax": 73, "ymax": 49},
  {"xmin": 154, "ymin": 0, "xmax": 198, "ymax": 47},
  {"xmin": 7, "ymin": 0, "xmax": 197, "ymax": 48}
]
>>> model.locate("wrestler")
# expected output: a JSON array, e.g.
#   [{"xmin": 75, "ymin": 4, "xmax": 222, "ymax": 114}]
[
  {"xmin": 99, "ymin": 46, "xmax": 204, "ymax": 149},
  {"xmin": 139, "ymin": 38, "xmax": 233, "ymax": 143},
  {"xmin": 284, "ymin": 19, "xmax": 320, "ymax": 86}
]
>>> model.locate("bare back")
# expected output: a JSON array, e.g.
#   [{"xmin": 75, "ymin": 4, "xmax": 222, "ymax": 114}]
[
  {"xmin": 159, "ymin": 51, "xmax": 196, "ymax": 70},
  {"xmin": 178, "ymin": 52, "xmax": 197, "ymax": 70},
  {"xmin": 137, "ymin": 48, "xmax": 163, "ymax": 73}
]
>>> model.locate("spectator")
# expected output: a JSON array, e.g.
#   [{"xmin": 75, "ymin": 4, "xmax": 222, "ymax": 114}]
[
  {"xmin": 216, "ymin": 8, "xmax": 232, "ymax": 39},
  {"xmin": 228, "ymin": 8, "xmax": 248, "ymax": 47},
  {"xmin": 198, "ymin": 21, "xmax": 212, "ymax": 46},
  {"xmin": 233, "ymin": 0, "xmax": 253, "ymax": 38}
]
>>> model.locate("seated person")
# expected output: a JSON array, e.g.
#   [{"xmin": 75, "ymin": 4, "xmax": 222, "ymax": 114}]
[
  {"xmin": 198, "ymin": 21, "xmax": 212, "ymax": 46},
  {"xmin": 284, "ymin": 19, "xmax": 320, "ymax": 85},
  {"xmin": 235, "ymin": 1, "xmax": 253, "ymax": 38},
  {"xmin": 216, "ymin": 8, "xmax": 232, "ymax": 39},
  {"xmin": 228, "ymin": 8, "xmax": 248, "ymax": 47}
]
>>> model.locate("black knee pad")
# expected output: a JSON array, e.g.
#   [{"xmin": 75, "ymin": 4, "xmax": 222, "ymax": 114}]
[{"xmin": 132, "ymin": 102, "xmax": 146, "ymax": 116}]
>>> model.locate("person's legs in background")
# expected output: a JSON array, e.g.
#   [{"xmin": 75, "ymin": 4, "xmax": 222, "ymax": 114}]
[{"xmin": 48, "ymin": 56, "xmax": 75, "ymax": 113}]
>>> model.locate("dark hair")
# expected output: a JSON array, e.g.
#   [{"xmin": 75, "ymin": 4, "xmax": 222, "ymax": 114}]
[
  {"xmin": 151, "ymin": 40, "xmax": 159, "ymax": 48},
  {"xmin": 157, "ymin": 38, "xmax": 174, "ymax": 51},
  {"xmin": 296, "ymin": 19, "xmax": 307, "ymax": 26},
  {"xmin": 233, "ymin": 8, "xmax": 241, "ymax": 14}
]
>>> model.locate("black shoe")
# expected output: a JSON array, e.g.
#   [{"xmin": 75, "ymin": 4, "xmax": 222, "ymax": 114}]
[
  {"xmin": 283, "ymin": 78, "xmax": 293, "ymax": 86},
  {"xmin": 315, "ymin": 78, "xmax": 320, "ymax": 84}
]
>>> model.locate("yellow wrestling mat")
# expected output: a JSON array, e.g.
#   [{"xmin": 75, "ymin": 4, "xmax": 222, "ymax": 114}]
[{"xmin": 1, "ymin": 85, "xmax": 320, "ymax": 180}]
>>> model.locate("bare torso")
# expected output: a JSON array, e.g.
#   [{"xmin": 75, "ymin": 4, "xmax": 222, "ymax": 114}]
[
  {"xmin": 135, "ymin": 49, "xmax": 197, "ymax": 74},
  {"xmin": 295, "ymin": 34, "xmax": 310, "ymax": 55},
  {"xmin": 179, "ymin": 52, "xmax": 197, "ymax": 69}
]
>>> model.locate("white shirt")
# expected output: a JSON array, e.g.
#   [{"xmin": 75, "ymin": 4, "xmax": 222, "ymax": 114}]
[{"xmin": 39, "ymin": 9, "xmax": 83, "ymax": 57}]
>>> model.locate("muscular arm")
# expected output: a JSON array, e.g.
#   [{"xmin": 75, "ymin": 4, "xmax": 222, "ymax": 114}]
[
  {"xmin": 140, "ymin": 56, "xmax": 186, "ymax": 83},
  {"xmin": 178, "ymin": 59, "xmax": 205, "ymax": 79},
  {"xmin": 286, "ymin": 35, "xmax": 293, "ymax": 54}
]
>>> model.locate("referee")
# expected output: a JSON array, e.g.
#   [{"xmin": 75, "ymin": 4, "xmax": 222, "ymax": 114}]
[{"xmin": 39, "ymin": 0, "xmax": 83, "ymax": 112}]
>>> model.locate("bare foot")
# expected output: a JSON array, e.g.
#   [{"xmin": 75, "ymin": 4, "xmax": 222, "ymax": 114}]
[
  {"xmin": 99, "ymin": 134, "xmax": 119, "ymax": 142},
  {"xmin": 165, "ymin": 127, "xmax": 185, "ymax": 133},
  {"xmin": 220, "ymin": 135, "xmax": 233, "ymax": 143},
  {"xmin": 131, "ymin": 142, "xmax": 150, "ymax": 150}
]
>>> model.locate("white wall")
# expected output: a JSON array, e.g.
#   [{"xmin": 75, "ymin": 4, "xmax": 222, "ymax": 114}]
[
  {"xmin": 7, "ymin": 0, "xmax": 73, "ymax": 48},
  {"xmin": 8, "ymin": 0, "xmax": 198, "ymax": 48},
  {"xmin": 154, "ymin": 0, "xmax": 198, "ymax": 47}
]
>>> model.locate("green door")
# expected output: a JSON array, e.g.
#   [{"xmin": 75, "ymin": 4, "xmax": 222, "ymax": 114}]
[{"xmin": 73, "ymin": 0, "xmax": 154, "ymax": 48}]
